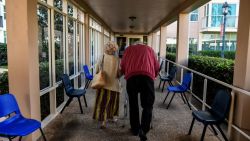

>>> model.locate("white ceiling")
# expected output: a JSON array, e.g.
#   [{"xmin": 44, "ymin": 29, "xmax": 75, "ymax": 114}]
[{"xmin": 82, "ymin": 0, "xmax": 187, "ymax": 34}]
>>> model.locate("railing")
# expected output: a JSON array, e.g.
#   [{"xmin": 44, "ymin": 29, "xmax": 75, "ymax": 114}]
[{"xmin": 162, "ymin": 58, "xmax": 250, "ymax": 140}]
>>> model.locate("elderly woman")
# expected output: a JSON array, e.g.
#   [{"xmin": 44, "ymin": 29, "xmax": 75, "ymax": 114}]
[{"xmin": 93, "ymin": 41, "xmax": 121, "ymax": 128}]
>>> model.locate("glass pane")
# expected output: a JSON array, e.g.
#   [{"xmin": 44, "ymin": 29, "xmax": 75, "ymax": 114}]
[
  {"xmin": 68, "ymin": 18, "xmax": 75, "ymax": 76},
  {"xmin": 77, "ymin": 23, "xmax": 81, "ymax": 72},
  {"xmin": 54, "ymin": 0, "xmax": 63, "ymax": 11},
  {"xmin": 68, "ymin": 4, "xmax": 73, "ymax": 17},
  {"xmin": 56, "ymin": 85, "xmax": 64, "ymax": 107},
  {"xmin": 37, "ymin": 5, "xmax": 50, "ymax": 90},
  {"xmin": 211, "ymin": 15, "xmax": 223, "ymax": 27},
  {"xmin": 40, "ymin": 93, "xmax": 50, "ymax": 120},
  {"xmin": 54, "ymin": 12, "xmax": 64, "ymax": 82}
]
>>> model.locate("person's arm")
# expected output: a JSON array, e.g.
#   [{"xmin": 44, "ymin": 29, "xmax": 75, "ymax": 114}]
[{"xmin": 152, "ymin": 50, "xmax": 160, "ymax": 77}]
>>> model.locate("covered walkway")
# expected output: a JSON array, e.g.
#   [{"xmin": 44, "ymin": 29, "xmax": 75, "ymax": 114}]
[{"xmin": 38, "ymin": 78, "xmax": 221, "ymax": 141}]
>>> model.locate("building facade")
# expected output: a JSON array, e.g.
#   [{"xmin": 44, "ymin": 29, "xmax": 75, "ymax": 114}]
[
  {"xmin": 166, "ymin": 0, "xmax": 239, "ymax": 52},
  {"xmin": 0, "ymin": 0, "xmax": 6, "ymax": 43}
]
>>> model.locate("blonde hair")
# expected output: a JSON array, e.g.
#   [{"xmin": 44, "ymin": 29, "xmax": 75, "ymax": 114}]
[{"xmin": 105, "ymin": 41, "xmax": 118, "ymax": 55}]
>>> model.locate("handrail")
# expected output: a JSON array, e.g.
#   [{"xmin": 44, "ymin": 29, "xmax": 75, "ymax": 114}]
[
  {"xmin": 162, "ymin": 58, "xmax": 250, "ymax": 96},
  {"xmin": 162, "ymin": 57, "xmax": 250, "ymax": 140}
]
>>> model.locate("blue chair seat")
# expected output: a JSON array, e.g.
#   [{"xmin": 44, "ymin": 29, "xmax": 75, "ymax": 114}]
[
  {"xmin": 167, "ymin": 85, "xmax": 186, "ymax": 93},
  {"xmin": 192, "ymin": 111, "xmax": 220, "ymax": 124},
  {"xmin": 71, "ymin": 89, "xmax": 86, "ymax": 97},
  {"xmin": 0, "ymin": 93, "xmax": 46, "ymax": 141},
  {"xmin": 0, "ymin": 116, "xmax": 41, "ymax": 136}
]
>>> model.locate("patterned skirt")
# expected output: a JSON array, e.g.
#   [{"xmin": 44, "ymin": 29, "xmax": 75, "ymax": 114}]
[{"xmin": 93, "ymin": 88, "xmax": 119, "ymax": 121}]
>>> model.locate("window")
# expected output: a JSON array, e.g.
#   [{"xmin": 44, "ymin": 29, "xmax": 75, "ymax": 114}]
[
  {"xmin": 37, "ymin": 5, "xmax": 50, "ymax": 90},
  {"xmin": 4, "ymin": 6, "xmax": 6, "ymax": 19},
  {"xmin": 37, "ymin": 0, "xmax": 86, "ymax": 120},
  {"xmin": 54, "ymin": 12, "xmax": 64, "ymax": 82},
  {"xmin": 190, "ymin": 10, "xmax": 198, "ymax": 21},
  {"xmin": 0, "ymin": 16, "xmax": 3, "ymax": 27},
  {"xmin": 211, "ymin": 3, "xmax": 237, "ymax": 27},
  {"xmin": 54, "ymin": 0, "xmax": 63, "ymax": 11}
]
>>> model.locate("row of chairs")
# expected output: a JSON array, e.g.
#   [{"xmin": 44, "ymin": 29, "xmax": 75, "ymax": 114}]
[
  {"xmin": 0, "ymin": 65, "xmax": 93, "ymax": 141},
  {"xmin": 159, "ymin": 60, "xmax": 231, "ymax": 141}
]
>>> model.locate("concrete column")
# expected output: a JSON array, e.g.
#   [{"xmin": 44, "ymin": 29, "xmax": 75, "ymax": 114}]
[
  {"xmin": 6, "ymin": 0, "xmax": 40, "ymax": 140},
  {"xmin": 176, "ymin": 13, "xmax": 189, "ymax": 67},
  {"xmin": 232, "ymin": 0, "xmax": 250, "ymax": 140},
  {"xmin": 147, "ymin": 33, "xmax": 153, "ymax": 47},
  {"xmin": 152, "ymin": 32, "xmax": 157, "ymax": 52},
  {"xmin": 176, "ymin": 13, "xmax": 189, "ymax": 81},
  {"xmin": 160, "ymin": 26, "xmax": 167, "ymax": 58}
]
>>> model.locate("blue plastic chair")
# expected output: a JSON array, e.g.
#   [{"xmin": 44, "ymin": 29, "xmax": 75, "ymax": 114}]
[
  {"xmin": 60, "ymin": 74, "xmax": 87, "ymax": 114},
  {"xmin": 83, "ymin": 65, "xmax": 93, "ymax": 89},
  {"xmin": 0, "ymin": 93, "xmax": 46, "ymax": 141},
  {"xmin": 188, "ymin": 89, "xmax": 231, "ymax": 141},
  {"xmin": 163, "ymin": 72, "xmax": 192, "ymax": 109}
]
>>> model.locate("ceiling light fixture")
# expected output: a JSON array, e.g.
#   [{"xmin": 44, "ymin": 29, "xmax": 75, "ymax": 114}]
[{"xmin": 129, "ymin": 16, "xmax": 136, "ymax": 21}]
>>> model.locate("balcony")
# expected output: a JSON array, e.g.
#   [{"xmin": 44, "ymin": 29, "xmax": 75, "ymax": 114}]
[{"xmin": 201, "ymin": 15, "xmax": 238, "ymax": 32}]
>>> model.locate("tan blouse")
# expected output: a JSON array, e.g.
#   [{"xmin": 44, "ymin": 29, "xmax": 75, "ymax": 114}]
[{"xmin": 95, "ymin": 53, "xmax": 121, "ymax": 93}]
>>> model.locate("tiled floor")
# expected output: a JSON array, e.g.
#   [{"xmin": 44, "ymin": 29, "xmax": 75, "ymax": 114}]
[{"xmin": 39, "ymin": 78, "xmax": 222, "ymax": 141}]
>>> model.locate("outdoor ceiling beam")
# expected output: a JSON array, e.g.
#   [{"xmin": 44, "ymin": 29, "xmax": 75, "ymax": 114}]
[
  {"xmin": 149, "ymin": 0, "xmax": 210, "ymax": 34},
  {"xmin": 70, "ymin": 0, "xmax": 112, "ymax": 33}
]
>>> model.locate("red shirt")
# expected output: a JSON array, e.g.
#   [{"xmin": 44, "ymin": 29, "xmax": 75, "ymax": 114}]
[{"xmin": 120, "ymin": 44, "xmax": 160, "ymax": 80}]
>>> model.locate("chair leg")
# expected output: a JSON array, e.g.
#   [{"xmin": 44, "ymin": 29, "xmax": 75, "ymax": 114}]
[
  {"xmin": 19, "ymin": 136, "xmax": 22, "ymax": 141},
  {"xmin": 84, "ymin": 80, "xmax": 89, "ymax": 89},
  {"xmin": 161, "ymin": 81, "xmax": 166, "ymax": 92},
  {"xmin": 83, "ymin": 95, "xmax": 88, "ymax": 107},
  {"xmin": 188, "ymin": 117, "xmax": 195, "ymax": 135},
  {"xmin": 210, "ymin": 125, "xmax": 218, "ymax": 135},
  {"xmin": 180, "ymin": 93, "xmax": 186, "ymax": 104},
  {"xmin": 158, "ymin": 80, "xmax": 162, "ymax": 89},
  {"xmin": 200, "ymin": 124, "xmax": 208, "ymax": 141},
  {"xmin": 61, "ymin": 97, "xmax": 73, "ymax": 114},
  {"xmin": 216, "ymin": 124, "xmax": 228, "ymax": 141},
  {"xmin": 77, "ymin": 97, "xmax": 84, "ymax": 114},
  {"xmin": 183, "ymin": 93, "xmax": 192, "ymax": 110},
  {"xmin": 86, "ymin": 80, "xmax": 91, "ymax": 89},
  {"xmin": 39, "ymin": 127, "xmax": 47, "ymax": 141},
  {"xmin": 166, "ymin": 92, "xmax": 176, "ymax": 109},
  {"xmin": 169, "ymin": 81, "xmax": 173, "ymax": 86},
  {"xmin": 163, "ymin": 91, "xmax": 170, "ymax": 104}
]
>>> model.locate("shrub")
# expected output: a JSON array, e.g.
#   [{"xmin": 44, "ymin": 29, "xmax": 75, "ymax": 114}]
[
  {"xmin": 0, "ymin": 71, "xmax": 9, "ymax": 94},
  {"xmin": 165, "ymin": 53, "xmax": 234, "ymax": 105},
  {"xmin": 0, "ymin": 43, "xmax": 7, "ymax": 66},
  {"xmin": 198, "ymin": 50, "xmax": 235, "ymax": 60}
]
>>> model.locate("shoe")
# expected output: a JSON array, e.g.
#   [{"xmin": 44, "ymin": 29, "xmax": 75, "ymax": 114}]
[
  {"xmin": 139, "ymin": 130, "xmax": 147, "ymax": 141},
  {"xmin": 99, "ymin": 121, "xmax": 106, "ymax": 129},
  {"xmin": 130, "ymin": 128, "xmax": 139, "ymax": 136}
]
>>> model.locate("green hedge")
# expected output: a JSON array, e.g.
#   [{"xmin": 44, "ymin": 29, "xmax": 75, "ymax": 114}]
[
  {"xmin": 166, "ymin": 53, "xmax": 234, "ymax": 105},
  {"xmin": 0, "ymin": 71, "xmax": 8, "ymax": 94},
  {"xmin": 0, "ymin": 43, "xmax": 7, "ymax": 66},
  {"xmin": 198, "ymin": 50, "xmax": 235, "ymax": 60}
]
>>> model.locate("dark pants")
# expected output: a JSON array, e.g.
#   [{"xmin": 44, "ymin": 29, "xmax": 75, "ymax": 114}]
[{"xmin": 126, "ymin": 75, "xmax": 155, "ymax": 134}]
